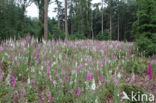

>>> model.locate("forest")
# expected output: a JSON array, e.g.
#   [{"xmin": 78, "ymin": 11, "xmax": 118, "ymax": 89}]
[
  {"xmin": 0, "ymin": 0, "xmax": 156, "ymax": 103},
  {"xmin": 0, "ymin": 0, "xmax": 140, "ymax": 41}
]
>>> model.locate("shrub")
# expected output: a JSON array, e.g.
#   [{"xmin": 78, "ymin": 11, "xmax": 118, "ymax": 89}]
[
  {"xmin": 135, "ymin": 36, "xmax": 156, "ymax": 56},
  {"xmin": 95, "ymin": 29, "xmax": 110, "ymax": 40},
  {"xmin": 69, "ymin": 33, "xmax": 86, "ymax": 40},
  {"xmin": 120, "ymin": 84, "xmax": 146, "ymax": 103},
  {"xmin": 132, "ymin": 0, "xmax": 156, "ymax": 56},
  {"xmin": 51, "ymin": 26, "xmax": 65, "ymax": 40}
]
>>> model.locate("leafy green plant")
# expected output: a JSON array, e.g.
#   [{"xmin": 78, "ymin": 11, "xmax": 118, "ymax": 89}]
[
  {"xmin": 69, "ymin": 33, "xmax": 86, "ymax": 40},
  {"xmin": 120, "ymin": 84, "xmax": 146, "ymax": 103},
  {"xmin": 95, "ymin": 29, "xmax": 110, "ymax": 40},
  {"xmin": 0, "ymin": 83, "xmax": 13, "ymax": 102},
  {"xmin": 132, "ymin": 0, "xmax": 156, "ymax": 56}
]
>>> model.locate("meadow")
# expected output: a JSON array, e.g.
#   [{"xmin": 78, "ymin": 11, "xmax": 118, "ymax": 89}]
[{"xmin": 0, "ymin": 35, "xmax": 156, "ymax": 103}]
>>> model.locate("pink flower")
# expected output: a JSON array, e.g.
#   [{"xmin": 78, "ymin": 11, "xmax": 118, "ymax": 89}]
[
  {"xmin": 36, "ymin": 53, "xmax": 40, "ymax": 60},
  {"xmin": 0, "ymin": 72, "xmax": 3, "ymax": 80},
  {"xmin": 147, "ymin": 63, "xmax": 152, "ymax": 80},
  {"xmin": 64, "ymin": 76, "xmax": 69, "ymax": 82},
  {"xmin": 85, "ymin": 97, "xmax": 88, "ymax": 101},
  {"xmin": 41, "ymin": 92, "xmax": 45, "ymax": 98},
  {"xmin": 36, "ymin": 87, "xmax": 39, "ymax": 91},
  {"xmin": 29, "ymin": 61, "xmax": 33, "ymax": 66},
  {"xmin": 94, "ymin": 71, "xmax": 98, "ymax": 77},
  {"xmin": 47, "ymin": 67, "xmax": 50, "ymax": 76},
  {"xmin": 76, "ymin": 88, "xmax": 81, "ymax": 97},
  {"xmin": 115, "ymin": 70, "xmax": 118, "ymax": 76},
  {"xmin": 12, "ymin": 94, "xmax": 18, "ymax": 102},
  {"xmin": 51, "ymin": 81, "xmax": 54, "ymax": 86},
  {"xmin": 25, "ymin": 34, "xmax": 30, "ymax": 41},
  {"xmin": 32, "ymin": 81, "xmax": 35, "ymax": 85},
  {"xmin": 12, "ymin": 77, "xmax": 16, "ymax": 87},
  {"xmin": 99, "ymin": 74, "xmax": 103, "ymax": 83},
  {"xmin": 46, "ymin": 91, "xmax": 49, "ymax": 97},
  {"xmin": 9, "ymin": 76, "xmax": 16, "ymax": 87},
  {"xmin": 86, "ymin": 73, "xmax": 92, "ymax": 81},
  {"xmin": 70, "ymin": 89, "xmax": 74, "ymax": 94},
  {"xmin": 49, "ymin": 96, "xmax": 53, "ymax": 102}
]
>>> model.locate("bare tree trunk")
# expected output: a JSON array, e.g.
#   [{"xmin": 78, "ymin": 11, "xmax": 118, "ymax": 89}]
[
  {"xmin": 101, "ymin": 0, "xmax": 104, "ymax": 35},
  {"xmin": 124, "ymin": 22, "xmax": 126, "ymax": 40},
  {"xmin": 44, "ymin": 0, "xmax": 48, "ymax": 40},
  {"xmin": 117, "ymin": 15, "xmax": 120, "ymax": 41},
  {"xmin": 70, "ymin": 0, "xmax": 73, "ymax": 34},
  {"xmin": 109, "ymin": 14, "xmax": 112, "ymax": 39},
  {"xmin": 91, "ymin": 9, "xmax": 94, "ymax": 40},
  {"xmin": 80, "ymin": 3, "xmax": 83, "ymax": 35},
  {"xmin": 65, "ymin": 0, "xmax": 68, "ymax": 40}
]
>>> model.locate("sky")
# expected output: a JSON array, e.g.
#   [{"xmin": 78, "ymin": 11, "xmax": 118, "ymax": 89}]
[{"xmin": 26, "ymin": 0, "xmax": 101, "ymax": 18}]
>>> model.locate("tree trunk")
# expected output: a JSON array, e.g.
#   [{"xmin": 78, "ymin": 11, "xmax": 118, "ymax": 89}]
[
  {"xmin": 65, "ymin": 0, "xmax": 68, "ymax": 40},
  {"xmin": 71, "ymin": 19, "xmax": 73, "ymax": 34},
  {"xmin": 44, "ymin": 0, "xmax": 48, "ymax": 40},
  {"xmin": 117, "ymin": 15, "xmax": 120, "ymax": 41},
  {"xmin": 101, "ymin": 0, "xmax": 104, "ymax": 35},
  {"xmin": 109, "ymin": 14, "xmax": 112, "ymax": 39},
  {"xmin": 91, "ymin": 16, "xmax": 94, "ymax": 40},
  {"xmin": 91, "ymin": 8, "xmax": 94, "ymax": 40}
]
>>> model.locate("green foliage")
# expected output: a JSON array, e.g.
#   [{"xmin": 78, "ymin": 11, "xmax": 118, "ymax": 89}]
[
  {"xmin": 0, "ymin": 83, "xmax": 13, "ymax": 102},
  {"xmin": 123, "ymin": 55, "xmax": 147, "ymax": 74},
  {"xmin": 51, "ymin": 25, "xmax": 65, "ymax": 40},
  {"xmin": 132, "ymin": 0, "xmax": 156, "ymax": 56},
  {"xmin": 135, "ymin": 36, "xmax": 156, "ymax": 56},
  {"xmin": 120, "ymin": 84, "xmax": 146, "ymax": 103},
  {"xmin": 69, "ymin": 33, "xmax": 86, "ymax": 40},
  {"xmin": 95, "ymin": 29, "xmax": 110, "ymax": 40}
]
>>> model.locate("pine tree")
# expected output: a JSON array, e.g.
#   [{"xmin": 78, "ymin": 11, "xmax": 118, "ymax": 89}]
[{"xmin": 132, "ymin": 0, "xmax": 156, "ymax": 56}]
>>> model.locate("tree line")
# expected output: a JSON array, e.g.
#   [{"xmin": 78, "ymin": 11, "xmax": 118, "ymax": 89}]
[
  {"xmin": 0, "ymin": 0, "xmax": 155, "ymax": 45},
  {"xmin": 0, "ymin": 0, "xmax": 138, "ymax": 41}
]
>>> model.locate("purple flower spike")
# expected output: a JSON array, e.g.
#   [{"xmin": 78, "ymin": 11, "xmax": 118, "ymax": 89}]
[
  {"xmin": 76, "ymin": 88, "xmax": 81, "ymax": 97},
  {"xmin": 47, "ymin": 67, "xmax": 50, "ymax": 76},
  {"xmin": 147, "ymin": 63, "xmax": 153, "ymax": 80},
  {"xmin": 86, "ymin": 73, "xmax": 92, "ymax": 81},
  {"xmin": 9, "ymin": 75, "xmax": 16, "ymax": 87},
  {"xmin": 99, "ymin": 74, "xmax": 104, "ymax": 83}
]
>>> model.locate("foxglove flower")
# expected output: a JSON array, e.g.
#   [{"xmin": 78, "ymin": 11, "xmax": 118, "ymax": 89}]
[
  {"xmin": 86, "ymin": 73, "xmax": 92, "ymax": 81},
  {"xmin": 0, "ymin": 72, "xmax": 3, "ymax": 80},
  {"xmin": 70, "ymin": 89, "xmax": 74, "ymax": 94},
  {"xmin": 76, "ymin": 88, "xmax": 81, "ymax": 97},
  {"xmin": 49, "ymin": 96, "xmax": 53, "ymax": 102},
  {"xmin": 117, "ymin": 73, "xmax": 121, "ymax": 79},
  {"xmin": 32, "ymin": 81, "xmax": 35, "ymax": 85},
  {"xmin": 99, "ymin": 74, "xmax": 103, "ymax": 83},
  {"xmin": 9, "ymin": 76, "xmax": 16, "ymax": 87},
  {"xmin": 85, "ymin": 97, "xmax": 88, "ymax": 101},
  {"xmin": 27, "ymin": 78, "xmax": 31, "ymax": 84},
  {"xmin": 95, "ymin": 99, "xmax": 98, "ymax": 103},
  {"xmin": 147, "ymin": 63, "xmax": 152, "ymax": 80},
  {"xmin": 47, "ymin": 67, "xmax": 50, "ymax": 76},
  {"xmin": 91, "ymin": 79, "xmax": 96, "ymax": 90}
]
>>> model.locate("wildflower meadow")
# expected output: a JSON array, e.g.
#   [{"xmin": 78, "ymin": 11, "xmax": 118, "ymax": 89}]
[{"xmin": 0, "ymin": 35, "xmax": 156, "ymax": 103}]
